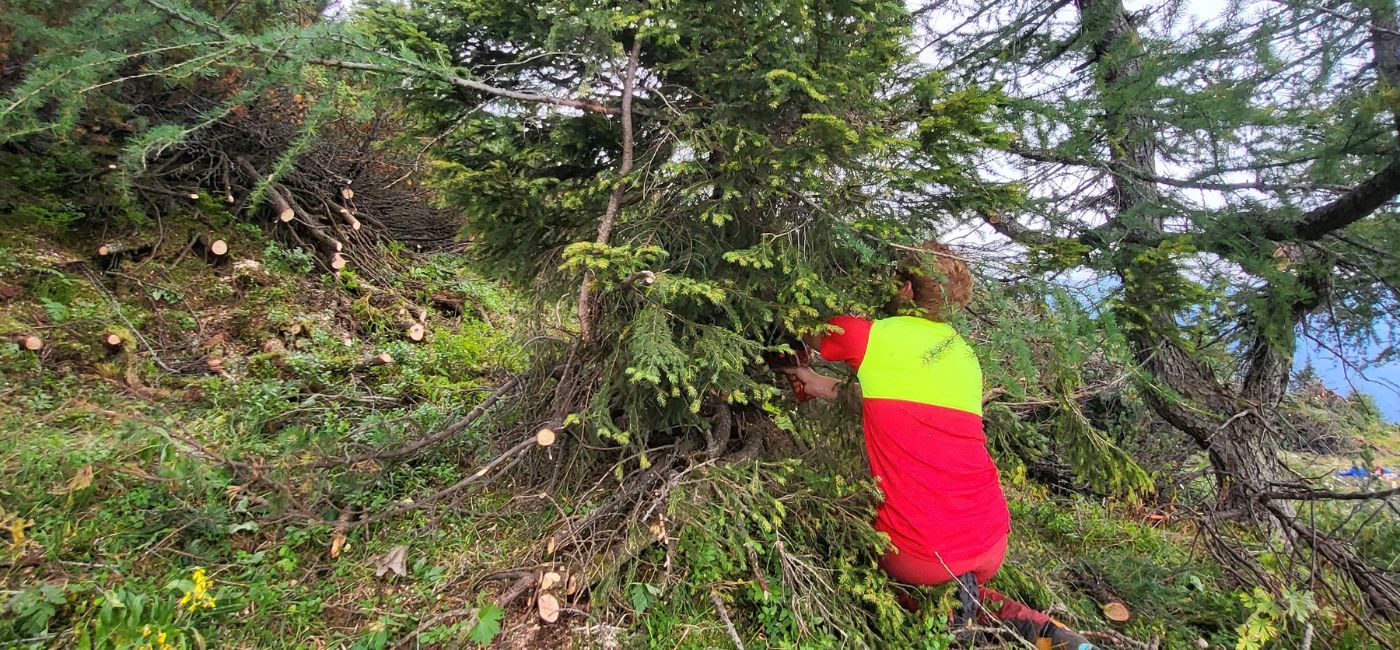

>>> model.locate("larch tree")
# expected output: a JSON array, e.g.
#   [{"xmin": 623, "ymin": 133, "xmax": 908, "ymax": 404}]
[{"xmin": 920, "ymin": 0, "xmax": 1400, "ymax": 618}]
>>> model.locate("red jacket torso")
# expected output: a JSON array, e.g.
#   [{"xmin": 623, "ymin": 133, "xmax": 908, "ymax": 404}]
[{"xmin": 819, "ymin": 315, "xmax": 1010, "ymax": 564}]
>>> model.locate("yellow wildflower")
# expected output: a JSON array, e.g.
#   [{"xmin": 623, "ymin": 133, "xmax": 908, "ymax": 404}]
[{"xmin": 178, "ymin": 566, "xmax": 217, "ymax": 613}]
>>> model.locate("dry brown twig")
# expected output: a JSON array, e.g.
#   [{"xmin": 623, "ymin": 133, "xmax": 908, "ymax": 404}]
[
  {"xmin": 710, "ymin": 588, "xmax": 746, "ymax": 650},
  {"xmin": 308, "ymin": 377, "xmax": 520, "ymax": 468}
]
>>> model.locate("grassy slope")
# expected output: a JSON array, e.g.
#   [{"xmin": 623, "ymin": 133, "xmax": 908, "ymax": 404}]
[
  {"xmin": 0, "ymin": 222, "xmax": 1393, "ymax": 649},
  {"xmin": 0, "ymin": 221, "xmax": 536, "ymax": 648}
]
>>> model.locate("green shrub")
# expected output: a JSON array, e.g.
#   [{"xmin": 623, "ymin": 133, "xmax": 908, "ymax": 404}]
[{"xmin": 261, "ymin": 242, "xmax": 316, "ymax": 275}]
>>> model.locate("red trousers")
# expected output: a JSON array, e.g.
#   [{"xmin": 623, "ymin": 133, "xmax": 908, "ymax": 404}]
[
  {"xmin": 879, "ymin": 534, "xmax": 1056, "ymax": 633},
  {"xmin": 880, "ymin": 534, "xmax": 1008, "ymax": 585}
]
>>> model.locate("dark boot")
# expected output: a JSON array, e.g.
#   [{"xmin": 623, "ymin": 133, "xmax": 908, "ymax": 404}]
[
  {"xmin": 978, "ymin": 588, "xmax": 1097, "ymax": 650},
  {"xmin": 1035, "ymin": 620, "xmax": 1097, "ymax": 650}
]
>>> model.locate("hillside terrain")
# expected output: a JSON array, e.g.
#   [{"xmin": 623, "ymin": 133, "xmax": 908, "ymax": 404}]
[
  {"xmin": 5, "ymin": 0, "xmax": 1400, "ymax": 647},
  {"xmin": 1, "ymin": 219, "xmax": 1396, "ymax": 648}
]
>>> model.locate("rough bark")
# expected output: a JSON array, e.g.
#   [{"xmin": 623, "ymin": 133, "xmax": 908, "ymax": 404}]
[
  {"xmin": 1137, "ymin": 337, "xmax": 1288, "ymax": 505},
  {"xmin": 1074, "ymin": 0, "xmax": 1289, "ymax": 506},
  {"xmin": 1371, "ymin": 3, "xmax": 1400, "ymax": 132},
  {"xmin": 1239, "ymin": 331, "xmax": 1292, "ymax": 408}
]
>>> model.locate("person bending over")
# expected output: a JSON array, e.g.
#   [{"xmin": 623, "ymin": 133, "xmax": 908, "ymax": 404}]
[{"xmin": 781, "ymin": 244, "xmax": 1094, "ymax": 650}]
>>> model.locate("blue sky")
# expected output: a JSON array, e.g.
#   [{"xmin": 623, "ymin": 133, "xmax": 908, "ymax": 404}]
[
  {"xmin": 1052, "ymin": 272, "xmax": 1400, "ymax": 423},
  {"xmin": 1296, "ymin": 334, "xmax": 1400, "ymax": 423}
]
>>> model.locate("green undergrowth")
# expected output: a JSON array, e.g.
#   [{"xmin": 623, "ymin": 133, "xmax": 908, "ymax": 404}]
[
  {"xmin": 618, "ymin": 466, "xmax": 1246, "ymax": 649},
  {"xmin": 0, "ymin": 220, "xmax": 535, "ymax": 648},
  {"xmin": 604, "ymin": 400, "xmax": 1247, "ymax": 649},
  {"xmin": 0, "ymin": 220, "xmax": 1392, "ymax": 648},
  {"xmin": 998, "ymin": 491, "xmax": 1239, "ymax": 648}
]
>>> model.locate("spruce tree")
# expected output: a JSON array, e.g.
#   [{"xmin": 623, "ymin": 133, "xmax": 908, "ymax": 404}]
[{"xmin": 360, "ymin": 0, "xmax": 1010, "ymax": 445}]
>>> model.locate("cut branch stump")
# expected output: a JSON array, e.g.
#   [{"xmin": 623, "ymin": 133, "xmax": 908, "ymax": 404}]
[
  {"xmin": 358, "ymin": 352, "xmax": 394, "ymax": 369},
  {"xmin": 100, "ymin": 333, "xmax": 124, "ymax": 352},
  {"xmin": 536, "ymin": 592, "xmax": 560, "ymax": 623},
  {"xmin": 192, "ymin": 234, "xmax": 229, "ymax": 263},
  {"xmin": 536, "ymin": 428, "xmax": 557, "ymax": 447}
]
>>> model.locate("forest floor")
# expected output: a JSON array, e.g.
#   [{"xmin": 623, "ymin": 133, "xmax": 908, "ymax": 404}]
[{"xmin": 1, "ymin": 220, "xmax": 1395, "ymax": 649}]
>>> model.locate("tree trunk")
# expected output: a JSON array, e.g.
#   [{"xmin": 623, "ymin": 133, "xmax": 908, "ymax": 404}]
[
  {"xmin": 1240, "ymin": 330, "xmax": 1292, "ymax": 409},
  {"xmin": 1074, "ymin": 0, "xmax": 1287, "ymax": 508},
  {"xmin": 1073, "ymin": 0, "xmax": 1400, "ymax": 618},
  {"xmin": 1137, "ymin": 334, "xmax": 1288, "ymax": 508}
]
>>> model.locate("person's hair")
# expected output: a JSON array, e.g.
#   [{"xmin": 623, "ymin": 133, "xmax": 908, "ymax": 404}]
[{"xmin": 894, "ymin": 241, "xmax": 972, "ymax": 321}]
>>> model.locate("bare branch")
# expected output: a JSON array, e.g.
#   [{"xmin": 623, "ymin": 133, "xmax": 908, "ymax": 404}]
[
  {"xmin": 1289, "ymin": 157, "xmax": 1400, "ymax": 240},
  {"xmin": 979, "ymin": 213, "xmax": 1059, "ymax": 246},
  {"xmin": 1008, "ymin": 145, "xmax": 1352, "ymax": 194},
  {"xmin": 577, "ymin": 38, "xmax": 643, "ymax": 345},
  {"xmin": 1258, "ymin": 486, "xmax": 1400, "ymax": 502},
  {"xmin": 711, "ymin": 588, "xmax": 747, "ymax": 650},
  {"xmin": 1271, "ymin": 0, "xmax": 1400, "ymax": 38},
  {"xmin": 1007, "ymin": 142, "xmax": 1400, "ymax": 242},
  {"xmin": 594, "ymin": 38, "xmax": 643, "ymax": 246},
  {"xmin": 309, "ymin": 377, "xmax": 520, "ymax": 468},
  {"xmin": 139, "ymin": 0, "xmax": 623, "ymax": 115}
]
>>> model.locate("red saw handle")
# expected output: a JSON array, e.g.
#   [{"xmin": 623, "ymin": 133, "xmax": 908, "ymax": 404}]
[
  {"xmin": 766, "ymin": 340, "xmax": 813, "ymax": 402},
  {"xmin": 785, "ymin": 373, "xmax": 813, "ymax": 403}
]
